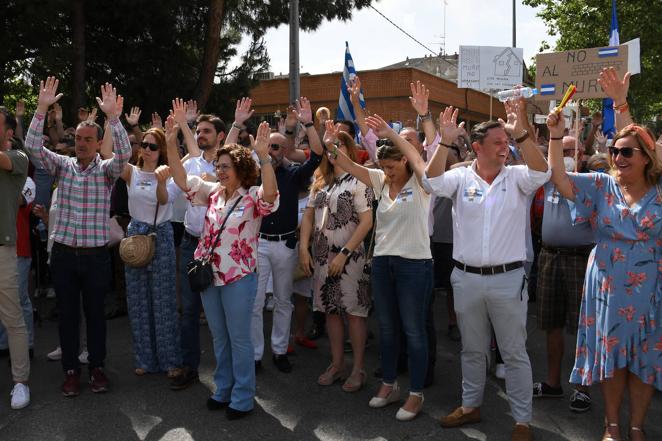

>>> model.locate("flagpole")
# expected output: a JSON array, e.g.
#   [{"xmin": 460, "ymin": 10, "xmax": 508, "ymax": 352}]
[{"xmin": 289, "ymin": 0, "xmax": 300, "ymax": 104}]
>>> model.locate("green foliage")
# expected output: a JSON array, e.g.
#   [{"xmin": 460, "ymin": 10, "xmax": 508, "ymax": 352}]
[
  {"xmin": 2, "ymin": 0, "xmax": 374, "ymax": 124},
  {"xmin": 523, "ymin": 0, "xmax": 662, "ymax": 122}
]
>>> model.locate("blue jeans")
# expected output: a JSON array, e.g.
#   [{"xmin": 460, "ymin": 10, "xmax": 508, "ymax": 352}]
[
  {"xmin": 178, "ymin": 235, "xmax": 202, "ymax": 371},
  {"xmin": 0, "ymin": 257, "xmax": 33, "ymax": 349},
  {"xmin": 371, "ymin": 256, "xmax": 433, "ymax": 392},
  {"xmin": 201, "ymin": 273, "xmax": 257, "ymax": 412}
]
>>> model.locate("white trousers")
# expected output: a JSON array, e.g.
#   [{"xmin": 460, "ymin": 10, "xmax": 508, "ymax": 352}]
[
  {"xmin": 451, "ymin": 266, "xmax": 533, "ymax": 423},
  {"xmin": 251, "ymin": 238, "xmax": 297, "ymax": 359}
]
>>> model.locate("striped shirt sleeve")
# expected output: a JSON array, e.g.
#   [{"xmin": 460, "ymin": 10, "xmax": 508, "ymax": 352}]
[
  {"xmin": 24, "ymin": 112, "xmax": 66, "ymax": 175},
  {"xmin": 102, "ymin": 117, "xmax": 131, "ymax": 178}
]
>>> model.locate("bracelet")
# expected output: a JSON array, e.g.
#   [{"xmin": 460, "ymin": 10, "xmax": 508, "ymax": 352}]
[
  {"xmin": 340, "ymin": 247, "xmax": 352, "ymax": 256},
  {"xmin": 304, "ymin": 122, "xmax": 314, "ymax": 128},
  {"xmin": 258, "ymin": 156, "xmax": 272, "ymax": 166},
  {"xmin": 440, "ymin": 142, "xmax": 457, "ymax": 148},
  {"xmin": 550, "ymin": 136, "xmax": 563, "ymax": 141},
  {"xmin": 232, "ymin": 122, "xmax": 244, "ymax": 130},
  {"xmin": 285, "ymin": 129, "xmax": 294, "ymax": 135},
  {"xmin": 613, "ymin": 102, "xmax": 629, "ymax": 114},
  {"xmin": 418, "ymin": 112, "xmax": 432, "ymax": 121},
  {"xmin": 514, "ymin": 130, "xmax": 529, "ymax": 144}
]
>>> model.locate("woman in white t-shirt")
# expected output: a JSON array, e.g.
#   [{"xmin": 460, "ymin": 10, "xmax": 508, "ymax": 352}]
[
  {"xmin": 120, "ymin": 128, "xmax": 182, "ymax": 378},
  {"xmin": 327, "ymin": 117, "xmax": 433, "ymax": 421}
]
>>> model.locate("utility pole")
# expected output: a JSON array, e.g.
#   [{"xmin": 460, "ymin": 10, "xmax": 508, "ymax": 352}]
[
  {"xmin": 289, "ymin": 0, "xmax": 300, "ymax": 104},
  {"xmin": 512, "ymin": 0, "xmax": 517, "ymax": 47}
]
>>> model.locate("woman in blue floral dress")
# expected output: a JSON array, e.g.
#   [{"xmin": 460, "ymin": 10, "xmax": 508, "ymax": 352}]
[{"xmin": 546, "ymin": 98, "xmax": 662, "ymax": 441}]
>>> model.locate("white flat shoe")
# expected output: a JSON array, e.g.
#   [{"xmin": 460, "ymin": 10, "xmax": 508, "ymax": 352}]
[
  {"xmin": 395, "ymin": 393, "xmax": 424, "ymax": 421},
  {"xmin": 369, "ymin": 381, "xmax": 400, "ymax": 408}
]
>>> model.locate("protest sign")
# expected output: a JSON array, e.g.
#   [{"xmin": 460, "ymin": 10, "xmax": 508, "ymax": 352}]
[
  {"xmin": 458, "ymin": 46, "xmax": 524, "ymax": 91},
  {"xmin": 535, "ymin": 45, "xmax": 628, "ymax": 100}
]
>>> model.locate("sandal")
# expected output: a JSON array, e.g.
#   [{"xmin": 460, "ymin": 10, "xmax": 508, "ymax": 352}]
[
  {"xmin": 317, "ymin": 364, "xmax": 347, "ymax": 386},
  {"xmin": 602, "ymin": 421, "xmax": 621, "ymax": 441},
  {"xmin": 342, "ymin": 369, "xmax": 367, "ymax": 392},
  {"xmin": 134, "ymin": 368, "xmax": 146, "ymax": 376},
  {"xmin": 629, "ymin": 426, "xmax": 645, "ymax": 441}
]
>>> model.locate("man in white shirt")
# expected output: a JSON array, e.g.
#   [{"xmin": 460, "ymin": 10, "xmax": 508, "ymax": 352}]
[{"xmin": 423, "ymin": 102, "xmax": 550, "ymax": 441}]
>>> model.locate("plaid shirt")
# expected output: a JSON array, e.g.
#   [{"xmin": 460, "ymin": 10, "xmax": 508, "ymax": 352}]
[{"xmin": 25, "ymin": 113, "xmax": 131, "ymax": 247}]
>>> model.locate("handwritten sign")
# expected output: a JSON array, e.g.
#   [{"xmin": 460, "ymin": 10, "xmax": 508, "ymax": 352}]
[
  {"xmin": 458, "ymin": 46, "xmax": 524, "ymax": 91},
  {"xmin": 535, "ymin": 45, "xmax": 629, "ymax": 100}
]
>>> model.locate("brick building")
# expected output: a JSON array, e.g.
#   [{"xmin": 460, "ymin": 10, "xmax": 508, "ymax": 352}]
[{"xmin": 249, "ymin": 66, "xmax": 507, "ymax": 129}]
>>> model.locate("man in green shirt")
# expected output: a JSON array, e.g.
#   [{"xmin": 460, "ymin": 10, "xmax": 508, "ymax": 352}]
[{"xmin": 0, "ymin": 106, "xmax": 31, "ymax": 409}]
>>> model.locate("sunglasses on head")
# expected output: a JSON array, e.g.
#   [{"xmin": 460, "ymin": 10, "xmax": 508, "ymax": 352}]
[
  {"xmin": 270, "ymin": 144, "xmax": 281, "ymax": 150},
  {"xmin": 608, "ymin": 146, "xmax": 641, "ymax": 158},
  {"xmin": 140, "ymin": 142, "xmax": 159, "ymax": 151}
]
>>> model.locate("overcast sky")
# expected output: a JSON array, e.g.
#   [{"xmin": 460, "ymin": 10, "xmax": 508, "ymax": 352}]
[{"xmin": 234, "ymin": 0, "xmax": 558, "ymax": 75}]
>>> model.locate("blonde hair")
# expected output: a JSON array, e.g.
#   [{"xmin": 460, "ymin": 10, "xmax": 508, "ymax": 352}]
[{"xmin": 609, "ymin": 125, "xmax": 662, "ymax": 187}]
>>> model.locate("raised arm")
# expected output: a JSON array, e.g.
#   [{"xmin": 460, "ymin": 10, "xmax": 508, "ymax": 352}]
[
  {"xmin": 97, "ymin": 83, "xmax": 131, "ymax": 178},
  {"xmin": 172, "ymin": 98, "xmax": 199, "ymax": 157},
  {"xmin": 253, "ymin": 121, "xmax": 278, "ymax": 204},
  {"xmin": 348, "ymin": 76, "xmax": 368, "ymax": 137},
  {"xmin": 426, "ymin": 106, "xmax": 464, "ymax": 178},
  {"xmin": 365, "ymin": 114, "xmax": 427, "ymax": 185},
  {"xmin": 295, "ymin": 97, "xmax": 323, "ymax": 156},
  {"xmin": 226, "ymin": 97, "xmax": 254, "ymax": 145},
  {"xmin": 99, "ymin": 120, "xmax": 113, "ymax": 159},
  {"xmin": 409, "ymin": 80, "xmax": 437, "ymax": 144},
  {"xmin": 14, "ymin": 100, "xmax": 25, "ymax": 141},
  {"xmin": 164, "ymin": 115, "xmax": 187, "ymax": 191},
  {"xmin": 598, "ymin": 67, "xmax": 633, "ymax": 131},
  {"xmin": 324, "ymin": 120, "xmax": 372, "ymax": 188},
  {"xmin": 546, "ymin": 111, "xmax": 575, "ymax": 200},
  {"xmin": 500, "ymin": 98, "xmax": 548, "ymax": 173},
  {"xmin": 24, "ymin": 76, "xmax": 67, "ymax": 174}
]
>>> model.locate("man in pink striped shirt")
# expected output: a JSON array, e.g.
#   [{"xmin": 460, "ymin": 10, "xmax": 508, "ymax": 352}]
[{"xmin": 24, "ymin": 77, "xmax": 131, "ymax": 397}]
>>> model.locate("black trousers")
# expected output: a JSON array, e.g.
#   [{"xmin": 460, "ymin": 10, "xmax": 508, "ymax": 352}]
[{"xmin": 51, "ymin": 243, "xmax": 111, "ymax": 372}]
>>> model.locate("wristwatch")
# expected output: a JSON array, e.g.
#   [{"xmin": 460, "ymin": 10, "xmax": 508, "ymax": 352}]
[
  {"xmin": 259, "ymin": 156, "xmax": 272, "ymax": 166},
  {"xmin": 232, "ymin": 122, "xmax": 244, "ymax": 130},
  {"xmin": 514, "ymin": 130, "xmax": 529, "ymax": 144},
  {"xmin": 340, "ymin": 247, "xmax": 351, "ymax": 256},
  {"xmin": 304, "ymin": 122, "xmax": 314, "ymax": 128}
]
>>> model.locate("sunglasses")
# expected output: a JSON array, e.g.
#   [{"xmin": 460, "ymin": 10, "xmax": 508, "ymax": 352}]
[
  {"xmin": 608, "ymin": 146, "xmax": 641, "ymax": 158},
  {"xmin": 140, "ymin": 142, "xmax": 159, "ymax": 151},
  {"xmin": 270, "ymin": 144, "xmax": 281, "ymax": 150}
]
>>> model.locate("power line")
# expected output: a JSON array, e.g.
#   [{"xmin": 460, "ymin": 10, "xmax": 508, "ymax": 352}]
[{"xmin": 368, "ymin": 5, "xmax": 439, "ymax": 56}]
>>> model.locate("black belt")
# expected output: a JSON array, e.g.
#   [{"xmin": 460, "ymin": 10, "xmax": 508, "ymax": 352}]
[
  {"xmin": 542, "ymin": 244, "xmax": 593, "ymax": 256},
  {"xmin": 183, "ymin": 231, "xmax": 200, "ymax": 242},
  {"xmin": 53, "ymin": 242, "xmax": 107, "ymax": 255},
  {"xmin": 454, "ymin": 260, "xmax": 523, "ymax": 276},
  {"xmin": 259, "ymin": 231, "xmax": 296, "ymax": 242}
]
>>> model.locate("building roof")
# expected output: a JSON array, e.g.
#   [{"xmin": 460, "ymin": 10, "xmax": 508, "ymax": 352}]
[{"xmin": 380, "ymin": 54, "xmax": 459, "ymax": 82}]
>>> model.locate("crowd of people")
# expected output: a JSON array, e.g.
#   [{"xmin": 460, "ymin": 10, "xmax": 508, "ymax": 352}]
[{"xmin": 0, "ymin": 65, "xmax": 660, "ymax": 441}]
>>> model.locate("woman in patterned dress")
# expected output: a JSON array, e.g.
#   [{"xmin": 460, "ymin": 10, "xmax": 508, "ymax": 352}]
[
  {"xmin": 546, "ymin": 83, "xmax": 662, "ymax": 440},
  {"xmin": 299, "ymin": 130, "xmax": 374, "ymax": 392}
]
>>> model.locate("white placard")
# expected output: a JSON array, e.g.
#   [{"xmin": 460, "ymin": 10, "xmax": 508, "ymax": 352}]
[
  {"xmin": 458, "ymin": 45, "xmax": 524, "ymax": 91},
  {"xmin": 624, "ymin": 38, "xmax": 640, "ymax": 75}
]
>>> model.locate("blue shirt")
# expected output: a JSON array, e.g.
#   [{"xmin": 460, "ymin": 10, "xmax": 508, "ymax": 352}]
[
  {"xmin": 260, "ymin": 153, "xmax": 322, "ymax": 235},
  {"xmin": 541, "ymin": 182, "xmax": 595, "ymax": 247}
]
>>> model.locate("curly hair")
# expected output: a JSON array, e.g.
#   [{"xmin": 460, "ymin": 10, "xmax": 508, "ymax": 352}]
[
  {"xmin": 610, "ymin": 124, "xmax": 662, "ymax": 187},
  {"xmin": 215, "ymin": 143, "xmax": 258, "ymax": 188}
]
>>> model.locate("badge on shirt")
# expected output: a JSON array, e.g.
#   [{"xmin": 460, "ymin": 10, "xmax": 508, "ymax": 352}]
[
  {"xmin": 547, "ymin": 191, "xmax": 560, "ymax": 204},
  {"xmin": 138, "ymin": 180, "xmax": 153, "ymax": 190},
  {"xmin": 231, "ymin": 206, "xmax": 246, "ymax": 217},
  {"xmin": 396, "ymin": 188, "xmax": 413, "ymax": 203},
  {"xmin": 462, "ymin": 186, "xmax": 483, "ymax": 202}
]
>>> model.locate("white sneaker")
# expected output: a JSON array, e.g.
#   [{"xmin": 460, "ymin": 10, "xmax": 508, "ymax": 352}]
[
  {"xmin": 78, "ymin": 350, "xmax": 89, "ymax": 364},
  {"xmin": 47, "ymin": 346, "xmax": 62, "ymax": 361},
  {"xmin": 10, "ymin": 383, "xmax": 30, "ymax": 410},
  {"xmin": 495, "ymin": 363, "xmax": 506, "ymax": 379}
]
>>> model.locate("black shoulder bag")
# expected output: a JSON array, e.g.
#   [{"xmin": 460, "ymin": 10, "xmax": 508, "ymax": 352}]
[{"xmin": 187, "ymin": 196, "xmax": 244, "ymax": 292}]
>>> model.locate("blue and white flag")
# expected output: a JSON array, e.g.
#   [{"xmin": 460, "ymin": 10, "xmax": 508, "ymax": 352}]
[
  {"xmin": 602, "ymin": 0, "xmax": 619, "ymax": 138},
  {"xmin": 337, "ymin": 42, "xmax": 365, "ymax": 135}
]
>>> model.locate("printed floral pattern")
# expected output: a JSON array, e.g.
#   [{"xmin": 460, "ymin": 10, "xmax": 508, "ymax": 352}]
[
  {"xmin": 569, "ymin": 173, "xmax": 662, "ymax": 390},
  {"xmin": 308, "ymin": 173, "xmax": 374, "ymax": 317}
]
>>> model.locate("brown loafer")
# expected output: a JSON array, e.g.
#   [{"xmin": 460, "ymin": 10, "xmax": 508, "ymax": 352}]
[
  {"xmin": 439, "ymin": 406, "xmax": 481, "ymax": 428},
  {"xmin": 512, "ymin": 423, "xmax": 533, "ymax": 441}
]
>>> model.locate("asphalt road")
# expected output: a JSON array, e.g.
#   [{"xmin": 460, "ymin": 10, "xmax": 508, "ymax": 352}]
[{"xmin": 0, "ymin": 291, "xmax": 660, "ymax": 441}]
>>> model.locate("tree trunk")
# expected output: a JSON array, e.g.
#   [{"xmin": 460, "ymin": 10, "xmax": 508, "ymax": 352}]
[
  {"xmin": 195, "ymin": 0, "xmax": 226, "ymax": 111},
  {"xmin": 71, "ymin": 0, "xmax": 86, "ymax": 113}
]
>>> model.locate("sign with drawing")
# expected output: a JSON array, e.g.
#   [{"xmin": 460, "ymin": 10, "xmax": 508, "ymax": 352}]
[
  {"xmin": 535, "ymin": 45, "xmax": 629, "ymax": 100},
  {"xmin": 458, "ymin": 46, "xmax": 524, "ymax": 90}
]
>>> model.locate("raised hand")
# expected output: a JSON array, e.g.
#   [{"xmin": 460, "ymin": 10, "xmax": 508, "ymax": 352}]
[
  {"xmin": 15, "ymin": 99, "xmax": 25, "ymax": 118},
  {"xmin": 151, "ymin": 112, "xmax": 163, "ymax": 129},
  {"xmin": 87, "ymin": 107, "xmax": 98, "ymax": 122},
  {"xmin": 154, "ymin": 165, "xmax": 171, "ymax": 183},
  {"xmin": 125, "ymin": 106, "xmax": 142, "ymax": 127},
  {"xmin": 185, "ymin": 99, "xmax": 199, "ymax": 124},
  {"xmin": 171, "ymin": 98, "xmax": 188, "ymax": 125},
  {"xmin": 277, "ymin": 118, "xmax": 286, "ymax": 135},
  {"xmin": 365, "ymin": 114, "xmax": 396, "ymax": 139},
  {"xmin": 252, "ymin": 121, "xmax": 271, "ymax": 158},
  {"xmin": 96, "ymin": 83, "xmax": 123, "ymax": 118},
  {"xmin": 348, "ymin": 76, "xmax": 362, "ymax": 106},
  {"xmin": 409, "ymin": 80, "xmax": 429, "ymax": 115},
  {"xmin": 285, "ymin": 105, "xmax": 298, "ymax": 129},
  {"xmin": 294, "ymin": 97, "xmax": 313, "ymax": 124},
  {"xmin": 595, "ymin": 130, "xmax": 607, "ymax": 146},
  {"xmin": 37, "ymin": 77, "xmax": 64, "ymax": 113},
  {"xmin": 164, "ymin": 114, "xmax": 179, "ymax": 145},
  {"xmin": 234, "ymin": 97, "xmax": 254, "ymax": 125},
  {"xmin": 546, "ymin": 110, "xmax": 565, "ymax": 139},
  {"xmin": 438, "ymin": 106, "xmax": 466, "ymax": 144},
  {"xmin": 53, "ymin": 103, "xmax": 63, "ymax": 122},
  {"xmin": 598, "ymin": 67, "xmax": 630, "ymax": 105},
  {"xmin": 323, "ymin": 119, "xmax": 339, "ymax": 145},
  {"xmin": 499, "ymin": 98, "xmax": 527, "ymax": 136}
]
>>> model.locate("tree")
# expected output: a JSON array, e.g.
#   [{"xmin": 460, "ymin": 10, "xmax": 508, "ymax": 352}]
[
  {"xmin": 523, "ymin": 0, "xmax": 662, "ymax": 122},
  {"xmin": 2, "ymin": 0, "xmax": 376, "ymax": 125}
]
